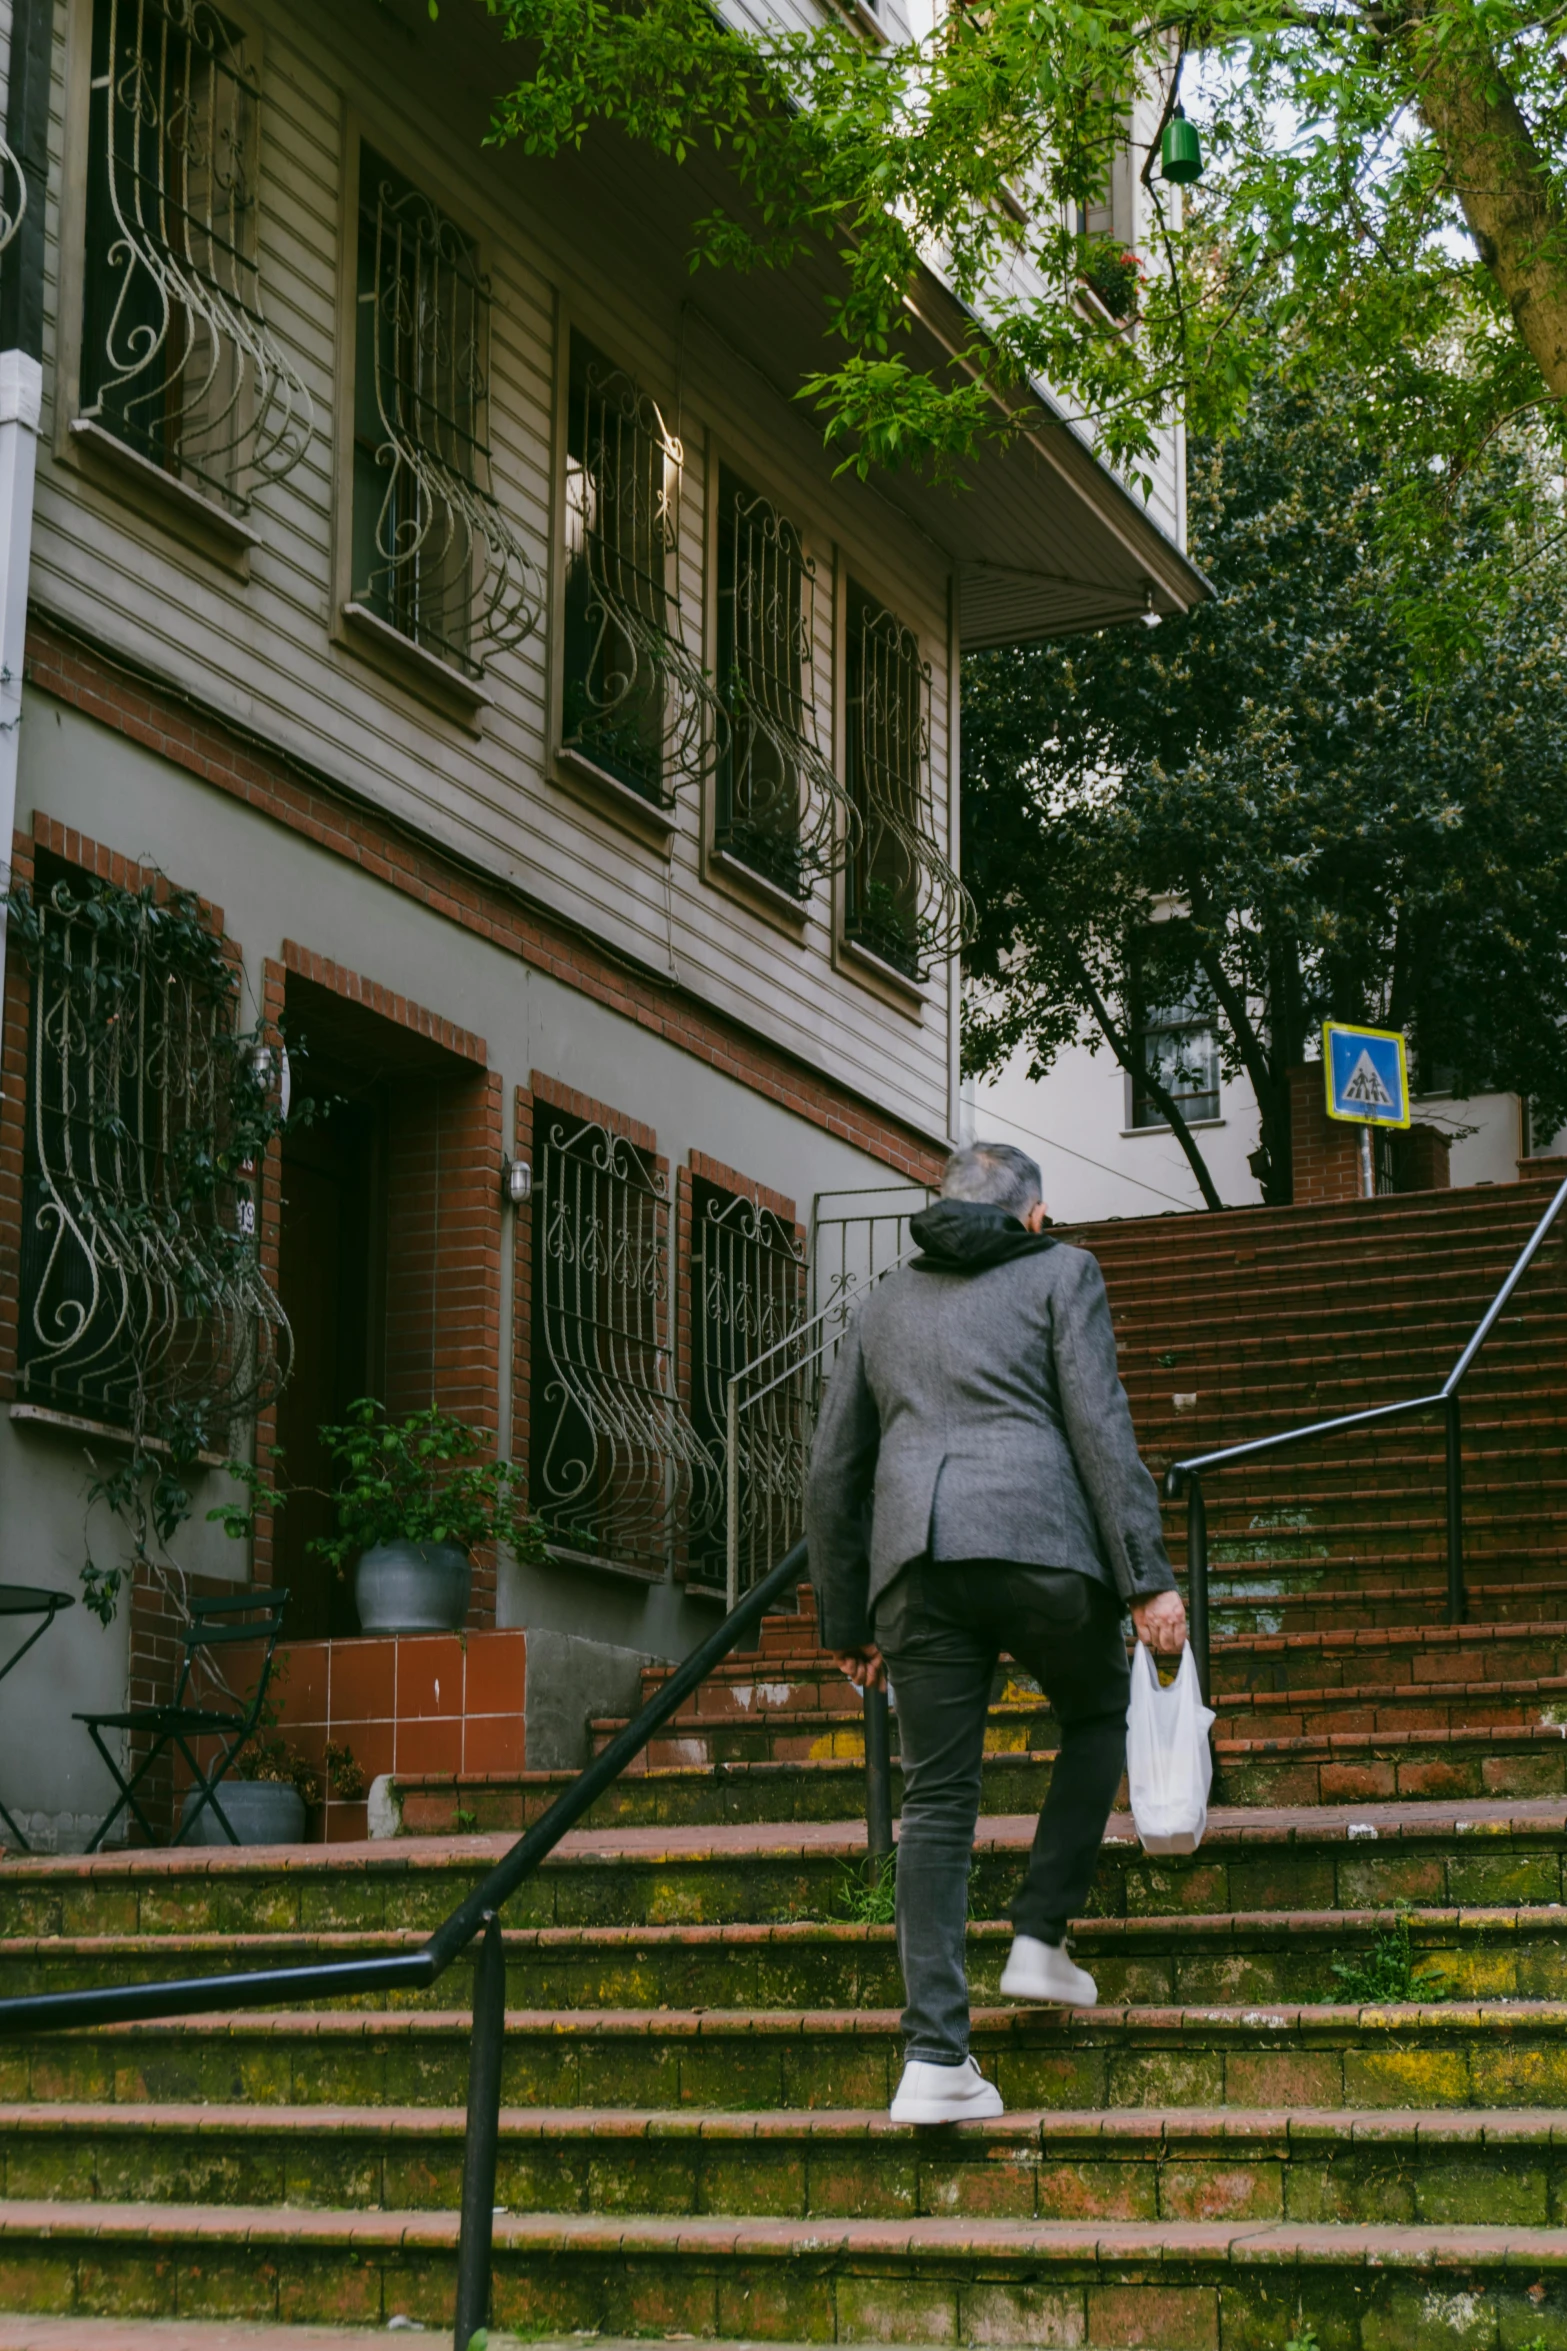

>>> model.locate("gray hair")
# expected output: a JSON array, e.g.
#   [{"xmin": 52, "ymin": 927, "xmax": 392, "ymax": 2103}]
[{"xmin": 940, "ymin": 1142, "xmax": 1043, "ymax": 1219}]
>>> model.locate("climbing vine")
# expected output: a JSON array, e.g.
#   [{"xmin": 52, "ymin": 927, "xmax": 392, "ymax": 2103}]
[{"xmin": 4, "ymin": 868, "xmax": 297, "ymax": 1623}]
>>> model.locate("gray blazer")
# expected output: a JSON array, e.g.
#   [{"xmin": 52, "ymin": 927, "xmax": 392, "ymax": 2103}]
[{"xmin": 804, "ymin": 1226, "xmax": 1176, "ymax": 1649}]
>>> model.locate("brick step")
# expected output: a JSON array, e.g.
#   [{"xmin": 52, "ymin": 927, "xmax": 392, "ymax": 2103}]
[
  {"xmin": 8, "ymin": 1905, "xmax": 1563, "ymax": 2015},
  {"xmin": 0, "ymin": 2325, "xmax": 435, "ymax": 2351},
  {"xmin": 563, "ymin": 1713, "xmax": 1567, "ymax": 1804},
  {"xmin": 1209, "ymin": 1619, "xmax": 1567, "ymax": 1694},
  {"xmin": 396, "ymin": 1728, "xmax": 1567, "ymax": 1838},
  {"xmin": 1162, "ymin": 1487, "xmax": 1567, "ymax": 1543},
  {"xmin": 0, "ymin": 2199, "xmax": 1563, "ymax": 2347},
  {"xmin": 1211, "ymin": 1669, "xmax": 1567, "ymax": 1735},
  {"xmin": 16, "ymin": 1999, "xmax": 1567, "ymax": 2114},
  {"xmin": 1161, "ymin": 1454, "xmax": 1567, "ymax": 1497},
  {"xmin": 1075, "ymin": 1173, "xmax": 1562, "ymax": 1243},
  {"xmin": 633, "ymin": 1622, "xmax": 1567, "ymax": 1719},
  {"xmin": 7, "ymin": 2096, "xmax": 1567, "ymax": 2226},
  {"xmin": 1159, "ymin": 1484, "xmax": 1567, "ymax": 1532},
  {"xmin": 707, "ymin": 1583, "xmax": 1567, "ymax": 1669},
  {"xmin": 1105, "ymin": 1254, "xmax": 1565, "ymax": 1320},
  {"xmin": 1118, "ymin": 1312, "xmax": 1567, "ymax": 1360},
  {"xmin": 1194, "ymin": 1554, "xmax": 1567, "ymax": 1587},
  {"xmin": 1088, "ymin": 1219, "xmax": 1560, "ymax": 1292},
  {"xmin": 1117, "ymin": 1312, "xmax": 1566, "ymax": 1370},
  {"xmin": 1214, "ymin": 1580, "xmax": 1567, "ymax": 1632},
  {"xmin": 1082, "ymin": 1211, "xmax": 1566, "ymax": 1298},
  {"xmin": 1132, "ymin": 1384, "xmax": 1567, "ymax": 1441},
  {"xmin": 5, "ymin": 1805, "xmax": 1562, "ymax": 1936}
]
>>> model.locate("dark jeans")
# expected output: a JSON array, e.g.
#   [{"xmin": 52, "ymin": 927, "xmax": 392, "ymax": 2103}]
[{"xmin": 872, "ymin": 1556, "xmax": 1131, "ymax": 2065}]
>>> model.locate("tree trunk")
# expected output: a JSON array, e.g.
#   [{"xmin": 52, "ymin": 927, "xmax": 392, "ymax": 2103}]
[{"xmin": 1398, "ymin": 5, "xmax": 1567, "ymax": 400}]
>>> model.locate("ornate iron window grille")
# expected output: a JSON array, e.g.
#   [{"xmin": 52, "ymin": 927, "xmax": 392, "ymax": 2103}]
[
  {"xmin": 80, "ymin": 0, "xmax": 312, "ymax": 509},
  {"xmin": 717, "ymin": 473, "xmax": 858, "ymax": 898},
  {"xmin": 845, "ymin": 593, "xmax": 974, "ymax": 978},
  {"xmin": 353, "ymin": 151, "xmax": 541, "ymax": 676},
  {"xmin": 719, "ymin": 1183, "xmax": 934, "ymax": 1605},
  {"xmin": 689, "ymin": 1182, "xmax": 807, "ymax": 1593},
  {"xmin": 16, "ymin": 880, "xmax": 291, "ymax": 1446},
  {"xmin": 563, "ymin": 344, "xmax": 723, "ymax": 807},
  {"xmin": 0, "ymin": 133, "xmax": 25, "ymax": 257},
  {"xmin": 530, "ymin": 1116, "xmax": 719, "ymax": 1577}
]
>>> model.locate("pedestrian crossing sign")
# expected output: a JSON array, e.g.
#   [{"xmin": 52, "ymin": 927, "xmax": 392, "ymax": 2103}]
[{"xmin": 1323, "ymin": 1022, "xmax": 1411, "ymax": 1129}]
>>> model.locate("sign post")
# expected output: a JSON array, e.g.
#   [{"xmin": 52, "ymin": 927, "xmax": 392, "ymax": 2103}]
[{"xmin": 1322, "ymin": 1022, "xmax": 1411, "ymax": 1196}]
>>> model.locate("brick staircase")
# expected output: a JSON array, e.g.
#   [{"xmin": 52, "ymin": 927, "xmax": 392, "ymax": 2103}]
[{"xmin": 5, "ymin": 1178, "xmax": 1567, "ymax": 2345}]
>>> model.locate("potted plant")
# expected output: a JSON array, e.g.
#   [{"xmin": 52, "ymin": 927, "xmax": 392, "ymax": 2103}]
[
  {"xmin": 181, "ymin": 1733, "xmax": 367, "ymax": 1846},
  {"xmin": 180, "ymin": 1734, "xmax": 319, "ymax": 1846},
  {"xmin": 313, "ymin": 1399, "xmax": 545, "ymax": 1634}
]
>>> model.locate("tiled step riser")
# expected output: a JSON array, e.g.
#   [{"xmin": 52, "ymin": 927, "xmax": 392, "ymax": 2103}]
[
  {"xmin": 5, "ymin": 1831, "xmax": 1563, "ymax": 1940},
  {"xmin": 7, "ymin": 1920, "xmax": 1563, "ymax": 2012},
  {"xmin": 2, "ymin": 2225, "xmax": 1563, "ymax": 2348},
  {"xmin": 15, "ymin": 2012, "xmax": 1567, "ymax": 2113},
  {"xmin": 8, "ymin": 2115, "xmax": 1566, "ymax": 2225}
]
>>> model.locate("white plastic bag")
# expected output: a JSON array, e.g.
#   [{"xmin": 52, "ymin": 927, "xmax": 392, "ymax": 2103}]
[{"xmin": 1125, "ymin": 1641, "xmax": 1216, "ymax": 1855}]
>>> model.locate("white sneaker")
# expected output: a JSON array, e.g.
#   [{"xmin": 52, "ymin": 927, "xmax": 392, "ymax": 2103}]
[
  {"xmin": 889, "ymin": 2054, "xmax": 1004, "ymax": 2125},
  {"xmin": 999, "ymin": 1934, "xmax": 1098, "ymax": 2006}
]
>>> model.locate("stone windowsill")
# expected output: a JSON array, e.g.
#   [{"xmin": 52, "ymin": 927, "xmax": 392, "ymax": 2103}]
[
  {"xmin": 543, "ymin": 1539, "xmax": 666, "ymax": 1587},
  {"xmin": 707, "ymin": 845, "xmax": 812, "ymax": 933},
  {"xmin": 340, "ymin": 601, "xmax": 493, "ymax": 730},
  {"xmin": 1120, "ymin": 1117, "xmax": 1227, "ymax": 1138},
  {"xmin": 68, "ymin": 417, "xmax": 261, "ymax": 572},
  {"xmin": 840, "ymin": 929, "xmax": 928, "ymax": 1010},
  {"xmin": 10, "ymin": 1400, "xmax": 227, "ymax": 1468},
  {"xmin": 553, "ymin": 745, "xmax": 677, "ymax": 854}
]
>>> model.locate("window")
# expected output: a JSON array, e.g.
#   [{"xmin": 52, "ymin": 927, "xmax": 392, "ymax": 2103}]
[
  {"xmin": 14, "ymin": 865, "xmax": 287, "ymax": 1439},
  {"xmin": 1129, "ymin": 993, "xmax": 1221, "ymax": 1128},
  {"xmin": 844, "ymin": 582, "xmax": 971, "ymax": 979},
  {"xmin": 688, "ymin": 1178, "xmax": 806, "ymax": 1594},
  {"xmin": 79, "ymin": 0, "xmax": 310, "ymax": 506},
  {"xmin": 352, "ymin": 145, "xmax": 540, "ymax": 676},
  {"xmin": 530, "ymin": 1113, "xmax": 718, "ymax": 1577},
  {"xmin": 715, "ymin": 468, "xmax": 848, "ymax": 898},
  {"xmin": 562, "ymin": 333, "xmax": 720, "ymax": 804}
]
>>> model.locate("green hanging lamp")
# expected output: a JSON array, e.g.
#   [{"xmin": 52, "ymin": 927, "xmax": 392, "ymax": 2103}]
[{"xmin": 1161, "ymin": 103, "xmax": 1203, "ymax": 186}]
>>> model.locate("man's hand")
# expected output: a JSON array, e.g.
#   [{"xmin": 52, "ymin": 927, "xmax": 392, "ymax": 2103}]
[
  {"xmin": 834, "ymin": 1644, "xmax": 887, "ymax": 1692},
  {"xmin": 1132, "ymin": 1590, "xmax": 1187, "ymax": 1655}
]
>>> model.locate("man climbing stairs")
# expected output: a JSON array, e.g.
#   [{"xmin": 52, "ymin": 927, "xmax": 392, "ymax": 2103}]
[{"xmin": 3, "ymin": 1177, "xmax": 1567, "ymax": 2344}]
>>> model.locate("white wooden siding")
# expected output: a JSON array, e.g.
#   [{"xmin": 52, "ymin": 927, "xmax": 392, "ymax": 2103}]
[{"xmin": 26, "ymin": 0, "xmax": 958, "ymax": 1139}]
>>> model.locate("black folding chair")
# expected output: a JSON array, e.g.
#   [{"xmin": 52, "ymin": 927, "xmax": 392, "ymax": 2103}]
[{"xmin": 77, "ymin": 1588, "xmax": 290, "ymax": 1852}]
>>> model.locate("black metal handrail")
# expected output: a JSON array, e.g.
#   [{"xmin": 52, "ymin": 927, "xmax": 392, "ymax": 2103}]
[
  {"xmin": 1164, "ymin": 1173, "xmax": 1567, "ymax": 1702},
  {"xmin": 0, "ymin": 1538, "xmax": 848, "ymax": 2351}
]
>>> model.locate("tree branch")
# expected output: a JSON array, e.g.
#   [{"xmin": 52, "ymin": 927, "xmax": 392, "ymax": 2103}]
[{"xmin": 1055, "ymin": 931, "xmax": 1227, "ymax": 1211}]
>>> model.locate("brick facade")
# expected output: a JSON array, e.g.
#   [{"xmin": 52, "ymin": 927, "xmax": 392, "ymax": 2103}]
[
  {"xmin": 1289, "ymin": 1063, "xmax": 1452, "ymax": 1204},
  {"xmin": 3, "ymin": 627, "xmax": 948, "ymax": 1838}
]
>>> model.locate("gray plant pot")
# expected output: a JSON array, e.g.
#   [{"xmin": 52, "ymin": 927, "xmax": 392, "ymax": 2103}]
[
  {"xmin": 180, "ymin": 1777, "xmax": 306, "ymax": 1847},
  {"xmin": 355, "ymin": 1539, "xmax": 472, "ymax": 1634}
]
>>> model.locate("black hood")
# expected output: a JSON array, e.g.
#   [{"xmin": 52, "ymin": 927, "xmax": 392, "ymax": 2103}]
[{"xmin": 908, "ymin": 1198, "xmax": 1058, "ymax": 1273}]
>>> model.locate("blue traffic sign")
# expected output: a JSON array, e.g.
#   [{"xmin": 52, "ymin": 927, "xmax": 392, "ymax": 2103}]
[{"xmin": 1323, "ymin": 1022, "xmax": 1410, "ymax": 1129}]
